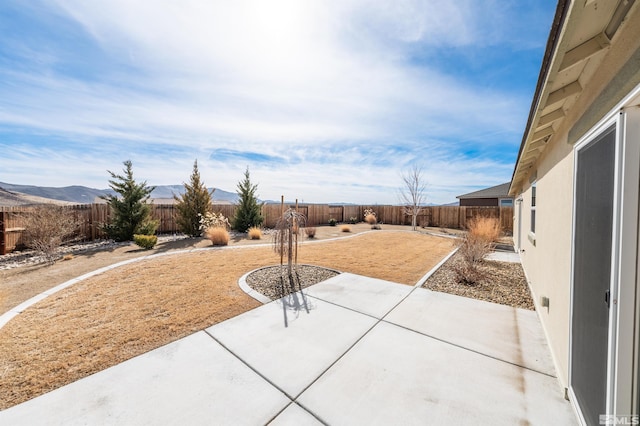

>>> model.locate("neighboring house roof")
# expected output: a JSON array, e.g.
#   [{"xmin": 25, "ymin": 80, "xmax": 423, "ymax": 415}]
[
  {"xmin": 510, "ymin": 0, "xmax": 638, "ymax": 195},
  {"xmin": 456, "ymin": 183, "xmax": 512, "ymax": 200}
]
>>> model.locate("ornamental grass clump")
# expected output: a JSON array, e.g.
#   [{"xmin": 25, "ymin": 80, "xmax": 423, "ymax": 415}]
[
  {"xmin": 304, "ymin": 227, "xmax": 317, "ymax": 238},
  {"xmin": 248, "ymin": 227, "xmax": 262, "ymax": 240},
  {"xmin": 454, "ymin": 216, "xmax": 502, "ymax": 285},
  {"xmin": 200, "ymin": 211, "xmax": 231, "ymax": 246},
  {"xmin": 205, "ymin": 227, "xmax": 230, "ymax": 246},
  {"xmin": 364, "ymin": 208, "xmax": 379, "ymax": 229}
]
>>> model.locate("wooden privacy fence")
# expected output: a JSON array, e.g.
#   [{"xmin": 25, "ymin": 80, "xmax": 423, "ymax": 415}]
[{"xmin": 0, "ymin": 204, "xmax": 513, "ymax": 254}]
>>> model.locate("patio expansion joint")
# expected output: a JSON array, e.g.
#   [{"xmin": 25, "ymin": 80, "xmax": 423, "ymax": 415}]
[
  {"xmin": 304, "ymin": 294, "xmax": 382, "ymax": 321},
  {"xmin": 289, "ymin": 287, "xmax": 424, "ymax": 404},
  {"xmin": 370, "ymin": 276, "xmax": 559, "ymax": 379},
  {"xmin": 202, "ymin": 328, "xmax": 295, "ymax": 400},
  {"xmin": 202, "ymin": 329, "xmax": 331, "ymax": 425},
  {"xmin": 380, "ymin": 319, "xmax": 558, "ymax": 379},
  {"xmin": 266, "ymin": 401, "xmax": 329, "ymax": 426}
]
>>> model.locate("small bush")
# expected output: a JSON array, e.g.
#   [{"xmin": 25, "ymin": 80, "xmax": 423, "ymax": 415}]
[
  {"xmin": 328, "ymin": 218, "xmax": 337, "ymax": 226},
  {"xmin": 206, "ymin": 227, "xmax": 230, "ymax": 246},
  {"xmin": 457, "ymin": 233, "xmax": 493, "ymax": 264},
  {"xmin": 134, "ymin": 234, "xmax": 158, "ymax": 250},
  {"xmin": 305, "ymin": 227, "xmax": 317, "ymax": 238},
  {"xmin": 199, "ymin": 212, "xmax": 230, "ymax": 235},
  {"xmin": 248, "ymin": 227, "xmax": 262, "ymax": 240},
  {"xmin": 453, "ymin": 216, "xmax": 502, "ymax": 285},
  {"xmin": 340, "ymin": 225, "xmax": 351, "ymax": 232},
  {"xmin": 20, "ymin": 205, "xmax": 79, "ymax": 263},
  {"xmin": 349, "ymin": 216, "xmax": 357, "ymax": 224},
  {"xmin": 458, "ymin": 217, "xmax": 502, "ymax": 263},
  {"xmin": 136, "ymin": 218, "xmax": 159, "ymax": 236},
  {"xmin": 364, "ymin": 208, "xmax": 377, "ymax": 225},
  {"xmin": 452, "ymin": 258, "xmax": 486, "ymax": 286}
]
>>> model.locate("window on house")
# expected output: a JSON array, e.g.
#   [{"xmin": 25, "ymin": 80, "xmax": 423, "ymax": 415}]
[
  {"xmin": 500, "ymin": 199, "xmax": 514, "ymax": 207},
  {"xmin": 531, "ymin": 182, "xmax": 536, "ymax": 233}
]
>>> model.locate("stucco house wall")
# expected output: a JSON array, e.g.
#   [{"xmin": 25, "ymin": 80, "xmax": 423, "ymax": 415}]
[{"xmin": 511, "ymin": 0, "xmax": 640, "ymax": 403}]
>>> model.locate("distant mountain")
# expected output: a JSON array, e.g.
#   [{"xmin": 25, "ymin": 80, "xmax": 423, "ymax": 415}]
[
  {"xmin": 0, "ymin": 182, "xmax": 108, "ymax": 204},
  {"xmin": 0, "ymin": 187, "xmax": 75, "ymax": 207},
  {"xmin": 0, "ymin": 182, "xmax": 238, "ymax": 205},
  {"xmin": 152, "ymin": 185, "xmax": 238, "ymax": 203}
]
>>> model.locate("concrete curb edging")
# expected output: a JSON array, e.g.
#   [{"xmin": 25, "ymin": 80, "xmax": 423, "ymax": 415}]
[
  {"xmin": 238, "ymin": 270, "xmax": 273, "ymax": 305},
  {"xmin": 0, "ymin": 229, "xmax": 454, "ymax": 330},
  {"xmin": 413, "ymin": 247, "xmax": 459, "ymax": 288},
  {"xmin": 0, "ymin": 246, "xmax": 223, "ymax": 330},
  {"xmin": 238, "ymin": 264, "xmax": 343, "ymax": 305}
]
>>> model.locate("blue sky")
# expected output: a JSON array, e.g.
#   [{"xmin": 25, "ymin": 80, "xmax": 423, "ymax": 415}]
[{"xmin": 0, "ymin": 0, "xmax": 556, "ymax": 204}]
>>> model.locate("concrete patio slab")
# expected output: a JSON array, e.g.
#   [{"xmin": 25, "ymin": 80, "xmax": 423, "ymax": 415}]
[
  {"xmin": 304, "ymin": 272, "xmax": 412, "ymax": 318},
  {"xmin": 384, "ymin": 288, "xmax": 556, "ymax": 376},
  {"xmin": 0, "ymin": 332, "xmax": 291, "ymax": 426},
  {"xmin": 269, "ymin": 403, "xmax": 324, "ymax": 425},
  {"xmin": 207, "ymin": 291, "xmax": 378, "ymax": 398},
  {"xmin": 297, "ymin": 321, "xmax": 574, "ymax": 425},
  {"xmin": 1, "ymin": 272, "xmax": 576, "ymax": 425},
  {"xmin": 485, "ymin": 251, "xmax": 521, "ymax": 263}
]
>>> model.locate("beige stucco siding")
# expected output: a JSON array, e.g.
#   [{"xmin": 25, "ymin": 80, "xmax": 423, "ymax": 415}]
[
  {"xmin": 517, "ymin": 133, "xmax": 574, "ymax": 389},
  {"xmin": 513, "ymin": 7, "xmax": 640, "ymax": 393}
]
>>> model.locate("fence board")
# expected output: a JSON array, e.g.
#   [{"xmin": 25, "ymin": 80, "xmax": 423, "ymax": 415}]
[
  {"xmin": 343, "ymin": 206, "xmax": 361, "ymax": 223},
  {"xmin": 0, "ymin": 212, "xmax": 5, "ymax": 255},
  {"xmin": 328, "ymin": 206, "xmax": 343, "ymax": 223},
  {"xmin": 306, "ymin": 204, "xmax": 328, "ymax": 226},
  {"xmin": 0, "ymin": 203, "xmax": 514, "ymax": 254}
]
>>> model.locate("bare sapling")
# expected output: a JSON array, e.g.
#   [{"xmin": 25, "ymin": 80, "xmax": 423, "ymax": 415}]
[
  {"xmin": 399, "ymin": 165, "xmax": 427, "ymax": 231},
  {"xmin": 272, "ymin": 207, "xmax": 307, "ymax": 294}
]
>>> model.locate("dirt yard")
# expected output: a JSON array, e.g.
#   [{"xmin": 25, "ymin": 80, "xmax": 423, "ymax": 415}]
[{"xmin": 0, "ymin": 225, "xmax": 455, "ymax": 410}]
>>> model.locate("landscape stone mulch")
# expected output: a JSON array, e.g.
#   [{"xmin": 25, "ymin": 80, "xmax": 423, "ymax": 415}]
[
  {"xmin": 422, "ymin": 251, "xmax": 534, "ymax": 310},
  {"xmin": 245, "ymin": 264, "xmax": 340, "ymax": 300},
  {"xmin": 246, "ymin": 250, "xmax": 535, "ymax": 312}
]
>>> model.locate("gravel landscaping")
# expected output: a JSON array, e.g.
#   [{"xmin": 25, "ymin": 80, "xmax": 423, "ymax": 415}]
[
  {"xmin": 422, "ymin": 250, "xmax": 534, "ymax": 310},
  {"xmin": 245, "ymin": 264, "xmax": 340, "ymax": 300}
]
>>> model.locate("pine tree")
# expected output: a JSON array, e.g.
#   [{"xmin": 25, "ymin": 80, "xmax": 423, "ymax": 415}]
[
  {"xmin": 232, "ymin": 167, "xmax": 264, "ymax": 232},
  {"xmin": 174, "ymin": 160, "xmax": 213, "ymax": 237},
  {"xmin": 102, "ymin": 160, "xmax": 157, "ymax": 242}
]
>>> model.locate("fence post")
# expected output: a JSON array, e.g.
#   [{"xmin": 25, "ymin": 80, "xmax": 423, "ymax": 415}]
[{"xmin": 0, "ymin": 211, "xmax": 6, "ymax": 255}]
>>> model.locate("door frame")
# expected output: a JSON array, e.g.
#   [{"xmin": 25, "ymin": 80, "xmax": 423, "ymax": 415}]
[
  {"xmin": 568, "ymin": 87, "xmax": 640, "ymax": 424},
  {"xmin": 515, "ymin": 197, "xmax": 523, "ymax": 252},
  {"xmin": 568, "ymin": 115, "xmax": 621, "ymax": 425}
]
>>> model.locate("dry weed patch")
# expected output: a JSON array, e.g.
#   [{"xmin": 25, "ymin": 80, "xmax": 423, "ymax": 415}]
[{"xmin": 0, "ymin": 231, "xmax": 453, "ymax": 409}]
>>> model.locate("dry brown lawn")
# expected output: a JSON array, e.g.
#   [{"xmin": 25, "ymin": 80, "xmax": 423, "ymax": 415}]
[{"xmin": 0, "ymin": 228, "xmax": 454, "ymax": 410}]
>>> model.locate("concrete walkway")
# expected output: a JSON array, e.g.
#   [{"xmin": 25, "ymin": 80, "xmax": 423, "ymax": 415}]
[{"xmin": 0, "ymin": 273, "xmax": 576, "ymax": 425}]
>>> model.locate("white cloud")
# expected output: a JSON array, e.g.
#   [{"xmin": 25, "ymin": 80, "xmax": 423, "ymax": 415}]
[{"xmin": 0, "ymin": 0, "xmax": 555, "ymax": 203}]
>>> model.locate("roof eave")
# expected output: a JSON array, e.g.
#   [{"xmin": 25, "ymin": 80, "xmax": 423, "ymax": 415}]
[{"xmin": 509, "ymin": 0, "xmax": 572, "ymax": 196}]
